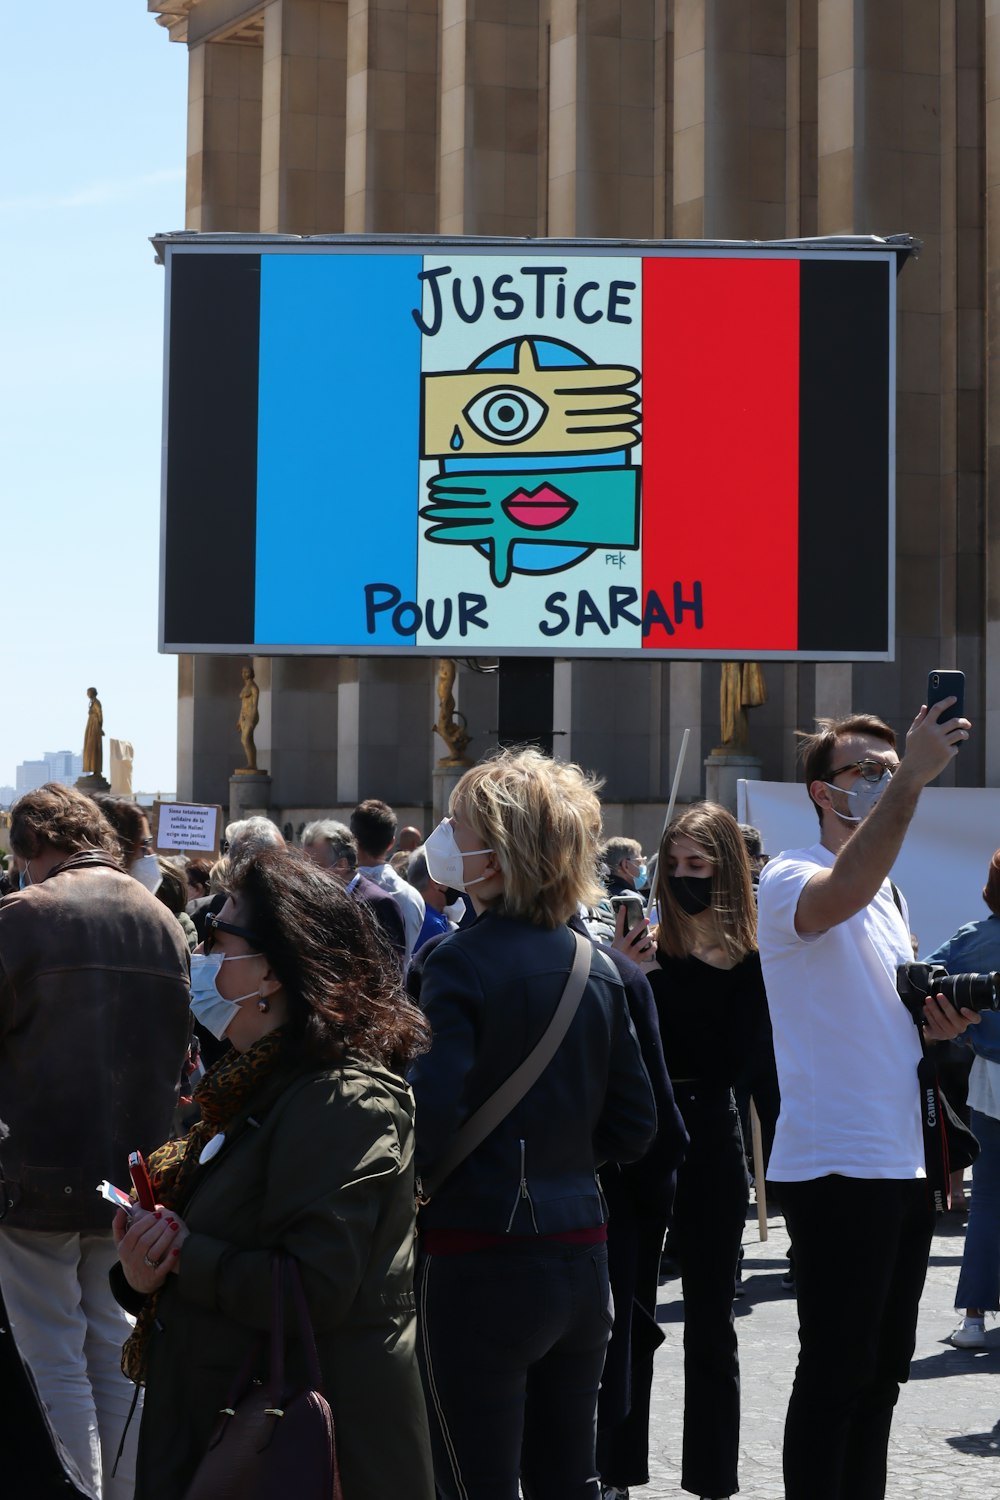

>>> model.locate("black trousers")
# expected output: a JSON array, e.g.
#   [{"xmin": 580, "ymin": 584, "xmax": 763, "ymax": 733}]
[
  {"xmin": 777, "ymin": 1175, "xmax": 934, "ymax": 1500},
  {"xmin": 671, "ymin": 1086, "xmax": 748, "ymax": 1499},
  {"xmin": 416, "ymin": 1241, "xmax": 612, "ymax": 1500}
]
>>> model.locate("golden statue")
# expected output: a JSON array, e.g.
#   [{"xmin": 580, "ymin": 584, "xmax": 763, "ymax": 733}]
[
  {"xmin": 717, "ymin": 662, "xmax": 767, "ymax": 752},
  {"xmin": 236, "ymin": 664, "xmax": 260, "ymax": 774},
  {"xmin": 82, "ymin": 688, "xmax": 104, "ymax": 776},
  {"xmin": 434, "ymin": 658, "xmax": 472, "ymax": 767}
]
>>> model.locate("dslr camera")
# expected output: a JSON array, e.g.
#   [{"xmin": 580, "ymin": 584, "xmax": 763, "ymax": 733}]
[{"xmin": 896, "ymin": 962, "xmax": 1000, "ymax": 1024}]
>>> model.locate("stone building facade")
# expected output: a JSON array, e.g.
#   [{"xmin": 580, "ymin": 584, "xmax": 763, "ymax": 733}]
[{"xmin": 148, "ymin": 0, "xmax": 992, "ymax": 835}]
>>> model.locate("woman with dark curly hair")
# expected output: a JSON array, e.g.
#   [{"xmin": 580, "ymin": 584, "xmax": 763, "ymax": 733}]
[{"xmin": 112, "ymin": 846, "xmax": 435, "ymax": 1499}]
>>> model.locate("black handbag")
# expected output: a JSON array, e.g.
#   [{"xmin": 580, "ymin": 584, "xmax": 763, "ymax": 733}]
[{"xmin": 184, "ymin": 1254, "xmax": 342, "ymax": 1500}]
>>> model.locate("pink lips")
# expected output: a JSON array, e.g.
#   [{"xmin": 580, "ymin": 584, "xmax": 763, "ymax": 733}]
[{"xmin": 501, "ymin": 485, "xmax": 576, "ymax": 529}]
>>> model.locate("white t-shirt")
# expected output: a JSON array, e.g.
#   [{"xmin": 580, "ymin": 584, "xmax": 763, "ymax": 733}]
[
  {"xmin": 757, "ymin": 842, "xmax": 924, "ymax": 1181},
  {"xmin": 358, "ymin": 861, "xmax": 425, "ymax": 962}
]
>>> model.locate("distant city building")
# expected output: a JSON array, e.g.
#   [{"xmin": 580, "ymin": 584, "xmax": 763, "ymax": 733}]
[
  {"xmin": 0, "ymin": 786, "xmax": 15, "ymax": 808},
  {"xmin": 15, "ymin": 750, "xmax": 84, "ymax": 794}
]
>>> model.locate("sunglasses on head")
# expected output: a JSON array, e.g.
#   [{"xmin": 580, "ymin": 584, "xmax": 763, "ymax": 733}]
[{"xmin": 203, "ymin": 910, "xmax": 262, "ymax": 956}]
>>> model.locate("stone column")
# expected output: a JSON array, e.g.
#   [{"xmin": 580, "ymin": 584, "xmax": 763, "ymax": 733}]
[
  {"xmin": 260, "ymin": 0, "xmax": 347, "ymax": 234},
  {"xmin": 186, "ymin": 38, "xmax": 263, "ymax": 231},
  {"xmin": 542, "ymin": 1, "xmax": 662, "ymax": 801},
  {"xmin": 177, "ymin": 655, "xmax": 248, "ymax": 808},
  {"xmin": 255, "ymin": 657, "xmax": 341, "ymax": 808},
  {"xmin": 178, "ymin": 33, "xmax": 265, "ymax": 813},
  {"xmin": 938, "ymin": 0, "xmax": 984, "ymax": 785},
  {"xmin": 345, "ymin": 0, "xmax": 438, "ymax": 232},
  {"xmin": 547, "ymin": 0, "xmax": 659, "ymax": 239},
  {"xmin": 335, "ymin": 658, "xmax": 435, "ymax": 807},
  {"xmin": 986, "ymin": 1, "xmax": 1000, "ymax": 779},
  {"xmin": 672, "ymin": 0, "xmax": 787, "ymax": 239},
  {"xmin": 438, "ymin": 0, "xmax": 541, "ymax": 235},
  {"xmin": 818, "ymin": 1, "xmax": 980, "ymax": 776},
  {"xmin": 785, "ymin": 0, "xmax": 817, "ymax": 236}
]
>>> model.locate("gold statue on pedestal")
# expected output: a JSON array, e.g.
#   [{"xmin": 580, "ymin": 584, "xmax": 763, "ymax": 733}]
[
  {"xmin": 716, "ymin": 662, "xmax": 767, "ymax": 752},
  {"xmin": 82, "ymin": 688, "xmax": 104, "ymax": 776},
  {"xmin": 235, "ymin": 665, "xmax": 260, "ymax": 775},
  {"xmin": 434, "ymin": 659, "xmax": 472, "ymax": 767}
]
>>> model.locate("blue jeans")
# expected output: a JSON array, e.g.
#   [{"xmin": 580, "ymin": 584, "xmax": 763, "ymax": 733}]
[
  {"xmin": 956, "ymin": 1108, "xmax": 1000, "ymax": 1310},
  {"xmin": 416, "ymin": 1241, "xmax": 612, "ymax": 1499}
]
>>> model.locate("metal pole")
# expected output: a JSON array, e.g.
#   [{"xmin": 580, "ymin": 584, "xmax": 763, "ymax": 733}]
[
  {"xmin": 660, "ymin": 727, "xmax": 691, "ymax": 841},
  {"xmin": 750, "ymin": 1098, "xmax": 768, "ymax": 1241}
]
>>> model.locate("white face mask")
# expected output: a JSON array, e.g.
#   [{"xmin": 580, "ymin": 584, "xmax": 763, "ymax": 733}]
[
  {"xmin": 443, "ymin": 896, "xmax": 467, "ymax": 925},
  {"xmin": 823, "ymin": 772, "xmax": 891, "ymax": 824},
  {"xmin": 132, "ymin": 853, "xmax": 163, "ymax": 895},
  {"xmin": 189, "ymin": 951, "xmax": 261, "ymax": 1040},
  {"xmin": 423, "ymin": 819, "xmax": 494, "ymax": 892}
]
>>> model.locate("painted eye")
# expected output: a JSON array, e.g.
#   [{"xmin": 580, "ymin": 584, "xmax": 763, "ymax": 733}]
[{"xmin": 462, "ymin": 386, "xmax": 548, "ymax": 444}]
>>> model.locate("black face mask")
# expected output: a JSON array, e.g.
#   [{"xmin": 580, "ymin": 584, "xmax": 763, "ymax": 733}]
[
  {"xmin": 667, "ymin": 874, "xmax": 714, "ymax": 916},
  {"xmin": 443, "ymin": 887, "xmax": 462, "ymax": 905}
]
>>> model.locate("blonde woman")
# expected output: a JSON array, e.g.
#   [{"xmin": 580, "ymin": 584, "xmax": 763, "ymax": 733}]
[
  {"xmin": 644, "ymin": 802, "xmax": 768, "ymax": 1500},
  {"xmin": 410, "ymin": 747, "xmax": 657, "ymax": 1500}
]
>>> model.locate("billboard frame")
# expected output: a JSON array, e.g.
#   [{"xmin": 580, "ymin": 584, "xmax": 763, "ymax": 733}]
[{"xmin": 153, "ymin": 232, "xmax": 912, "ymax": 663}]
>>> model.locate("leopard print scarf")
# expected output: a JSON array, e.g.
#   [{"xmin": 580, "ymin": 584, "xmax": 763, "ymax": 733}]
[{"xmin": 121, "ymin": 1029, "xmax": 289, "ymax": 1383}]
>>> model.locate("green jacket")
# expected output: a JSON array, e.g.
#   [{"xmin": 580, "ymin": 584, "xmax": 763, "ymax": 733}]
[{"xmin": 123, "ymin": 1057, "xmax": 434, "ymax": 1500}]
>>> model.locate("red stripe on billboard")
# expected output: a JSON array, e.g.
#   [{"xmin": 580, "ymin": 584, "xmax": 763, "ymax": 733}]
[{"xmin": 641, "ymin": 257, "xmax": 800, "ymax": 651}]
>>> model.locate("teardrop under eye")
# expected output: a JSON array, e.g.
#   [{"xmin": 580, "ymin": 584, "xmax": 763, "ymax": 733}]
[{"xmin": 463, "ymin": 386, "xmax": 548, "ymax": 444}]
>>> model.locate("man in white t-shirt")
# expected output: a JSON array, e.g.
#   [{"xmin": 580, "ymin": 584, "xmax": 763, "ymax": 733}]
[
  {"xmin": 757, "ymin": 700, "xmax": 977, "ymax": 1500},
  {"xmin": 351, "ymin": 797, "xmax": 426, "ymax": 963}
]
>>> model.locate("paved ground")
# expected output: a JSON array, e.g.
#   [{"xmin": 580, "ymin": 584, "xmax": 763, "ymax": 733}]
[{"xmin": 643, "ymin": 1195, "xmax": 1000, "ymax": 1499}]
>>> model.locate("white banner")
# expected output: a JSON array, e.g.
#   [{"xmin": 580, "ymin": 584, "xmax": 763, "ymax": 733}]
[{"xmin": 739, "ymin": 780, "xmax": 1000, "ymax": 959}]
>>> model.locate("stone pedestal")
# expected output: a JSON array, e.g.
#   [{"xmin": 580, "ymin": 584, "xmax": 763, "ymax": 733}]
[
  {"xmin": 704, "ymin": 753, "xmax": 763, "ymax": 816},
  {"xmin": 229, "ymin": 771, "xmax": 272, "ymax": 823},
  {"xmin": 75, "ymin": 772, "xmax": 111, "ymax": 796},
  {"xmin": 432, "ymin": 764, "xmax": 469, "ymax": 826}
]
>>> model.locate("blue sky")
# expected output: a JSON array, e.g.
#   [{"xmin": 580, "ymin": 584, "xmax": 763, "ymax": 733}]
[{"xmin": 0, "ymin": 8, "xmax": 189, "ymax": 792}]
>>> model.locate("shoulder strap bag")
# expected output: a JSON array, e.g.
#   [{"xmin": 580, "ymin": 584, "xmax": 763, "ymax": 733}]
[
  {"xmin": 184, "ymin": 1253, "xmax": 342, "ymax": 1500},
  {"xmin": 890, "ymin": 882, "xmax": 981, "ymax": 1212},
  {"xmin": 417, "ymin": 929, "xmax": 594, "ymax": 1205}
]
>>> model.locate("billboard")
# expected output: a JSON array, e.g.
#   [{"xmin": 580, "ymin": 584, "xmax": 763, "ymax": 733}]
[{"xmin": 157, "ymin": 236, "xmax": 899, "ymax": 660}]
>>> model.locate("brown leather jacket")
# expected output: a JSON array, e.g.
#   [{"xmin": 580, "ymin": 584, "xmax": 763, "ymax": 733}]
[{"xmin": 0, "ymin": 851, "xmax": 192, "ymax": 1231}]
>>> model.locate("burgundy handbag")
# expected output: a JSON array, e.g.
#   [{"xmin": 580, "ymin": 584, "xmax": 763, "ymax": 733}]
[{"xmin": 184, "ymin": 1254, "xmax": 343, "ymax": 1500}]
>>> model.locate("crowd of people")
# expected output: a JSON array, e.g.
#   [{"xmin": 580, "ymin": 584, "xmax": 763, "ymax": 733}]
[{"xmin": 0, "ymin": 687, "xmax": 986, "ymax": 1500}]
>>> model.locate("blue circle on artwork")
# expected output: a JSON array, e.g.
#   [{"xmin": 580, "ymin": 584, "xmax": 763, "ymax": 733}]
[
  {"xmin": 460, "ymin": 338, "xmax": 615, "ymax": 578},
  {"xmin": 471, "ymin": 337, "xmax": 592, "ymax": 371},
  {"xmin": 476, "ymin": 542, "xmax": 592, "ymax": 574}
]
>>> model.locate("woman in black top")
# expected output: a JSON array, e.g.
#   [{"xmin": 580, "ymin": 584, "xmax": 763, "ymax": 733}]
[{"xmin": 643, "ymin": 802, "xmax": 767, "ymax": 1500}]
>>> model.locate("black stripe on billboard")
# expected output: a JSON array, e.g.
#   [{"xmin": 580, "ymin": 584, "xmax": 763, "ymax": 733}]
[
  {"xmin": 797, "ymin": 258, "xmax": 891, "ymax": 653},
  {"xmin": 163, "ymin": 253, "xmax": 260, "ymax": 647}
]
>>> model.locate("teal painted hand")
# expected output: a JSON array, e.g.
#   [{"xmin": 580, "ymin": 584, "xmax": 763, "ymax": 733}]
[{"xmin": 421, "ymin": 467, "xmax": 640, "ymax": 587}]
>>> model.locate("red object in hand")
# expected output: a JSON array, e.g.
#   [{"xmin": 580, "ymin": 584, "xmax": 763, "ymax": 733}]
[{"xmin": 128, "ymin": 1151, "xmax": 156, "ymax": 1212}]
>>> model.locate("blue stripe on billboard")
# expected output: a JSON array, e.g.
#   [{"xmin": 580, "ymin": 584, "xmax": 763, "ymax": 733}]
[{"xmin": 255, "ymin": 253, "xmax": 423, "ymax": 645}]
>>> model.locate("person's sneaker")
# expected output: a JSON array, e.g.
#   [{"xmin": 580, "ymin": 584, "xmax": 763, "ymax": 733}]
[
  {"xmin": 601, "ymin": 1487, "xmax": 628, "ymax": 1500},
  {"xmin": 780, "ymin": 1270, "xmax": 795, "ymax": 1290},
  {"xmin": 949, "ymin": 1319, "xmax": 986, "ymax": 1349}
]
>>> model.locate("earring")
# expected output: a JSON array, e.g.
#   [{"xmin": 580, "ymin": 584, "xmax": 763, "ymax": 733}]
[{"xmin": 257, "ymin": 998, "xmax": 270, "ymax": 1014}]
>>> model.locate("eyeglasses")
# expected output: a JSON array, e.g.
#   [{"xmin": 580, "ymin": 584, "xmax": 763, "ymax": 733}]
[
  {"xmin": 826, "ymin": 759, "xmax": 898, "ymax": 784},
  {"xmin": 203, "ymin": 910, "xmax": 262, "ymax": 955},
  {"xmin": 138, "ymin": 836, "xmax": 154, "ymax": 850}
]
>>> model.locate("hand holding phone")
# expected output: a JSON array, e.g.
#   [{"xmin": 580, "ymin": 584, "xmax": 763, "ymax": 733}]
[
  {"xmin": 610, "ymin": 892, "xmax": 645, "ymax": 934},
  {"xmin": 97, "ymin": 1180, "xmax": 135, "ymax": 1215},
  {"xmin": 927, "ymin": 669, "xmax": 965, "ymax": 727},
  {"xmin": 128, "ymin": 1150, "xmax": 156, "ymax": 1212}
]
